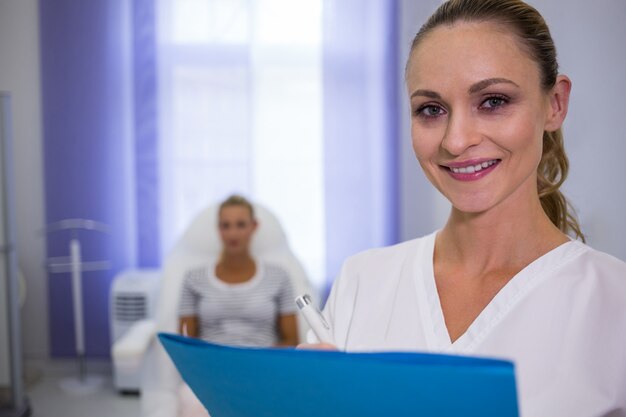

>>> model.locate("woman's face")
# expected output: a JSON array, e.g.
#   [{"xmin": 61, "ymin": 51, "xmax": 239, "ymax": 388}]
[
  {"xmin": 218, "ymin": 205, "xmax": 257, "ymax": 255},
  {"xmin": 406, "ymin": 22, "xmax": 566, "ymax": 215}
]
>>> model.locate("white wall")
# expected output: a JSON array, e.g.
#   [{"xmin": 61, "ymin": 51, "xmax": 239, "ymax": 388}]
[
  {"xmin": 532, "ymin": 0, "xmax": 626, "ymax": 260},
  {"xmin": 0, "ymin": 0, "xmax": 48, "ymax": 360},
  {"xmin": 398, "ymin": 0, "xmax": 626, "ymax": 262}
]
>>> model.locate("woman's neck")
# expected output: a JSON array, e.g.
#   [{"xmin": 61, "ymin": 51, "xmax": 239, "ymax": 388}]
[
  {"xmin": 218, "ymin": 252, "xmax": 255, "ymax": 270},
  {"xmin": 215, "ymin": 252, "xmax": 256, "ymax": 284},
  {"xmin": 437, "ymin": 194, "xmax": 568, "ymax": 278}
]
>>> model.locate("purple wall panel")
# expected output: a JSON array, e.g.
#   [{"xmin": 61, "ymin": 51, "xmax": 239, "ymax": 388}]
[{"xmin": 40, "ymin": 0, "xmax": 136, "ymax": 358}]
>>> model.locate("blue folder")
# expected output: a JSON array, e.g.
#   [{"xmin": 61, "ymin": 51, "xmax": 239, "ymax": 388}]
[{"xmin": 159, "ymin": 333, "xmax": 519, "ymax": 417}]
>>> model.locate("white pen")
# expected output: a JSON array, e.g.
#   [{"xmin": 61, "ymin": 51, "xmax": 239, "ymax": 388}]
[{"xmin": 295, "ymin": 294, "xmax": 335, "ymax": 345}]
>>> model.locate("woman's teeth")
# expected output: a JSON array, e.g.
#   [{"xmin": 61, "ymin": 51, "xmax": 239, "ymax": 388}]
[{"xmin": 450, "ymin": 160, "xmax": 498, "ymax": 174}]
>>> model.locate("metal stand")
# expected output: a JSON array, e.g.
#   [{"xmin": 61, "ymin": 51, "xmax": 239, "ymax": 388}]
[
  {"xmin": 0, "ymin": 92, "xmax": 30, "ymax": 416},
  {"xmin": 45, "ymin": 219, "xmax": 110, "ymax": 395}
]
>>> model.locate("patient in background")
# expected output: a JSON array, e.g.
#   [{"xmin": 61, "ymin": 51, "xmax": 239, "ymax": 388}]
[{"xmin": 177, "ymin": 194, "xmax": 299, "ymax": 417}]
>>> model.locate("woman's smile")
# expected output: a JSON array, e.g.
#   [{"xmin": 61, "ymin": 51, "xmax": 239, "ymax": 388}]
[{"xmin": 441, "ymin": 158, "xmax": 501, "ymax": 181}]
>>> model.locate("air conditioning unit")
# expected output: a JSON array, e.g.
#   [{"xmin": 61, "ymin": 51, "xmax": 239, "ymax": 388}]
[{"xmin": 110, "ymin": 269, "xmax": 160, "ymax": 393}]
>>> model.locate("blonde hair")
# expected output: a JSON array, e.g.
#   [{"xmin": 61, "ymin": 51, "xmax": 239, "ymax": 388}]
[
  {"xmin": 219, "ymin": 194, "xmax": 256, "ymax": 220},
  {"xmin": 408, "ymin": 0, "xmax": 585, "ymax": 241}
]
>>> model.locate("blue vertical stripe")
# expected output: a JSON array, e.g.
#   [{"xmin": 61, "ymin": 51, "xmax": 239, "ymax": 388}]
[
  {"xmin": 132, "ymin": 0, "xmax": 161, "ymax": 267},
  {"xmin": 322, "ymin": 0, "xmax": 400, "ymax": 295}
]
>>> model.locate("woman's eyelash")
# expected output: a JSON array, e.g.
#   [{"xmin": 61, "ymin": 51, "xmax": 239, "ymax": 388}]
[
  {"xmin": 480, "ymin": 94, "xmax": 510, "ymax": 110},
  {"xmin": 415, "ymin": 104, "xmax": 445, "ymax": 119},
  {"xmin": 414, "ymin": 94, "xmax": 510, "ymax": 119}
]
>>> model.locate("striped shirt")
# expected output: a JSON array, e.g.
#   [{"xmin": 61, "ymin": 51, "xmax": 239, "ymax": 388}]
[{"xmin": 178, "ymin": 260, "xmax": 297, "ymax": 347}]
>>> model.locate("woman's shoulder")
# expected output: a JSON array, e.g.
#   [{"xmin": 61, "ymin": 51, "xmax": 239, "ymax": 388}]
[
  {"xmin": 570, "ymin": 241, "xmax": 626, "ymax": 285},
  {"xmin": 258, "ymin": 260, "xmax": 288, "ymax": 276},
  {"xmin": 330, "ymin": 232, "xmax": 436, "ymax": 295},
  {"xmin": 257, "ymin": 260, "xmax": 291, "ymax": 285},
  {"xmin": 552, "ymin": 241, "xmax": 626, "ymax": 313},
  {"xmin": 183, "ymin": 261, "xmax": 216, "ymax": 283},
  {"xmin": 259, "ymin": 260, "xmax": 287, "ymax": 274},
  {"xmin": 343, "ymin": 232, "xmax": 436, "ymax": 273}
]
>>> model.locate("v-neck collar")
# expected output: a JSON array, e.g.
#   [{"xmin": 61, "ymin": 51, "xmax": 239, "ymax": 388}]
[{"xmin": 413, "ymin": 231, "xmax": 587, "ymax": 354}]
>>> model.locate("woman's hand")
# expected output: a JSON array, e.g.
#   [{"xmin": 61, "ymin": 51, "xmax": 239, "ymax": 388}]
[
  {"xmin": 179, "ymin": 316, "xmax": 199, "ymax": 338},
  {"xmin": 296, "ymin": 343, "xmax": 338, "ymax": 351},
  {"xmin": 276, "ymin": 314, "xmax": 299, "ymax": 346}
]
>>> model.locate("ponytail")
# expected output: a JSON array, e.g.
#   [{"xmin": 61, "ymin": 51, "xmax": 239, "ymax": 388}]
[{"xmin": 537, "ymin": 129, "xmax": 585, "ymax": 241}]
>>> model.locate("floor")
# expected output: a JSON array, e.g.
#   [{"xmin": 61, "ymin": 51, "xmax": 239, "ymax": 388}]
[{"xmin": 24, "ymin": 364, "xmax": 140, "ymax": 417}]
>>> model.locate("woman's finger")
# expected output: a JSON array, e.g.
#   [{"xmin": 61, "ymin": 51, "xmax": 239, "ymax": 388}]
[{"xmin": 296, "ymin": 343, "xmax": 338, "ymax": 351}]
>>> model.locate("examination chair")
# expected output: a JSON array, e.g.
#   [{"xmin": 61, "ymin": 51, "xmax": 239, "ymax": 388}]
[{"xmin": 114, "ymin": 203, "xmax": 315, "ymax": 417}]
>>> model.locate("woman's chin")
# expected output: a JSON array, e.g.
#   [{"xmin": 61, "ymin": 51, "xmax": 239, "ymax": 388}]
[
  {"xmin": 223, "ymin": 247, "xmax": 247, "ymax": 256},
  {"xmin": 448, "ymin": 197, "xmax": 497, "ymax": 216}
]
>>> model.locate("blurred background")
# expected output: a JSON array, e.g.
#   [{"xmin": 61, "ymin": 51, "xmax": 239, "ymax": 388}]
[{"xmin": 0, "ymin": 0, "xmax": 625, "ymax": 415}]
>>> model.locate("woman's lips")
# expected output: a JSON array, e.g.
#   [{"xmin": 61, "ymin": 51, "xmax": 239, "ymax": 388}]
[{"xmin": 442, "ymin": 159, "xmax": 501, "ymax": 181}]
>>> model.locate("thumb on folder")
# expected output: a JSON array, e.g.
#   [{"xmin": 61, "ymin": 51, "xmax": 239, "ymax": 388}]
[{"xmin": 297, "ymin": 342, "xmax": 338, "ymax": 351}]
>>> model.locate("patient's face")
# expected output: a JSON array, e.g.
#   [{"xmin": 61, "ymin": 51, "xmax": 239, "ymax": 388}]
[{"xmin": 218, "ymin": 205, "xmax": 257, "ymax": 255}]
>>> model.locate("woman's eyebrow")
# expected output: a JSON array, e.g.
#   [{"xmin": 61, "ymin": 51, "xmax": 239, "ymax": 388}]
[
  {"xmin": 468, "ymin": 78, "xmax": 519, "ymax": 94},
  {"xmin": 410, "ymin": 78, "xmax": 518, "ymax": 100},
  {"xmin": 410, "ymin": 89, "xmax": 441, "ymax": 99}
]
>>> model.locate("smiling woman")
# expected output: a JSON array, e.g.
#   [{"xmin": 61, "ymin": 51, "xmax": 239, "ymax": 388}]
[
  {"xmin": 305, "ymin": 1, "xmax": 626, "ymax": 416},
  {"xmin": 407, "ymin": 2, "xmax": 583, "ymax": 241}
]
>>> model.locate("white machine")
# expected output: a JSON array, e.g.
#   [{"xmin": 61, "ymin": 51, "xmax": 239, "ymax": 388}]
[{"xmin": 110, "ymin": 269, "xmax": 160, "ymax": 393}]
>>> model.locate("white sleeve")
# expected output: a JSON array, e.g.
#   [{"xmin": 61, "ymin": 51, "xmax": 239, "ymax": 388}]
[{"xmin": 315, "ymin": 257, "xmax": 361, "ymax": 350}]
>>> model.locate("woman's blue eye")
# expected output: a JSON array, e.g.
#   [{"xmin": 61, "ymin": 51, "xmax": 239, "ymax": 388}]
[
  {"xmin": 481, "ymin": 96, "xmax": 508, "ymax": 109},
  {"xmin": 417, "ymin": 105, "xmax": 444, "ymax": 118}
]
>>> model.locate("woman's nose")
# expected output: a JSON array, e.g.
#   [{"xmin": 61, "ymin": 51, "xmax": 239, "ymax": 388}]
[{"xmin": 441, "ymin": 112, "xmax": 482, "ymax": 156}]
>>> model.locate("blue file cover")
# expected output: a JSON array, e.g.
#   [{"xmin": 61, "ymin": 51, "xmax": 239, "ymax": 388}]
[{"xmin": 159, "ymin": 333, "xmax": 519, "ymax": 417}]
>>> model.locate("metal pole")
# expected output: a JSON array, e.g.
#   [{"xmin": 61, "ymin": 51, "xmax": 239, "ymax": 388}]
[
  {"xmin": 0, "ymin": 92, "xmax": 29, "ymax": 416},
  {"xmin": 70, "ymin": 238, "xmax": 85, "ymax": 381}
]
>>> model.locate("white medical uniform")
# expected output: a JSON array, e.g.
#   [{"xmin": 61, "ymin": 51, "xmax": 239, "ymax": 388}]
[{"xmin": 318, "ymin": 231, "xmax": 626, "ymax": 417}]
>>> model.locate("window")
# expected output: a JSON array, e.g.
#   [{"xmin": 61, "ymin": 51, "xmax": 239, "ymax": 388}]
[{"xmin": 156, "ymin": 0, "xmax": 325, "ymax": 288}]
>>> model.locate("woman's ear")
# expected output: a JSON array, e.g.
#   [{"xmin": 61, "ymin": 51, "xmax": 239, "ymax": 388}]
[{"xmin": 544, "ymin": 75, "xmax": 572, "ymax": 132}]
